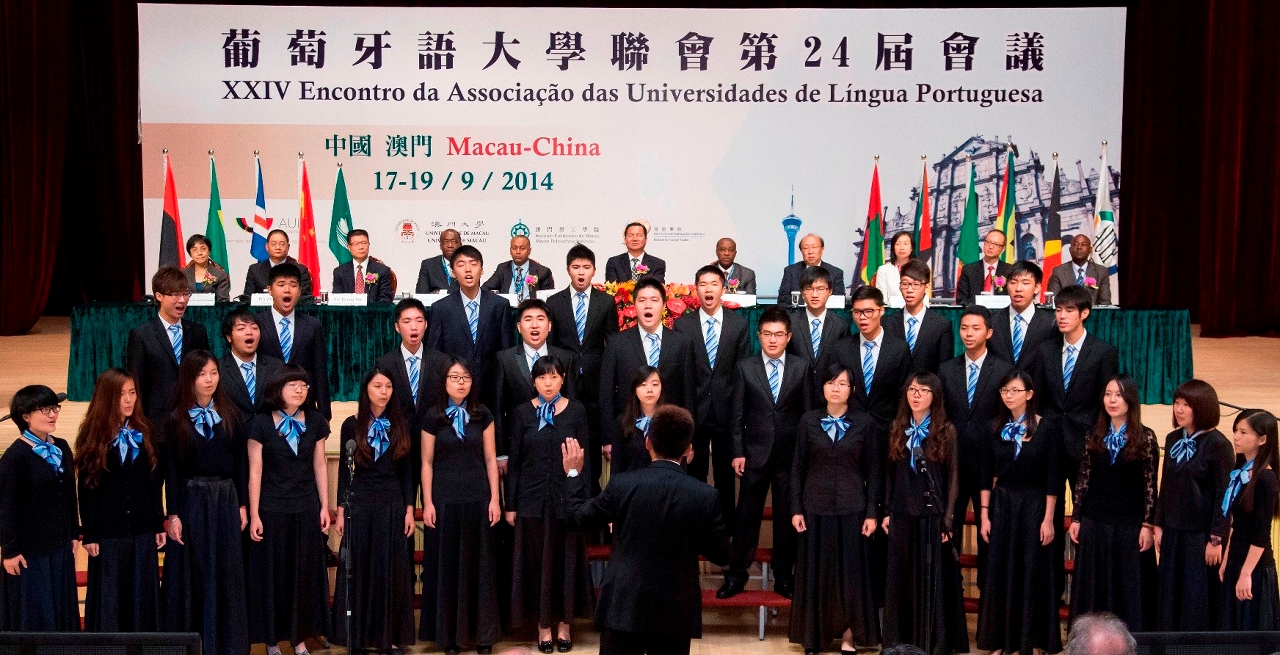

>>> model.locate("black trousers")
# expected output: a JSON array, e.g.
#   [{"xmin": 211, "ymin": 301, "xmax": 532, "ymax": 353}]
[
  {"xmin": 690, "ymin": 424, "xmax": 736, "ymax": 534},
  {"xmin": 600, "ymin": 627, "xmax": 691, "ymax": 655},
  {"xmin": 953, "ymin": 457, "xmax": 987, "ymax": 583},
  {"xmin": 727, "ymin": 458, "xmax": 795, "ymax": 584}
]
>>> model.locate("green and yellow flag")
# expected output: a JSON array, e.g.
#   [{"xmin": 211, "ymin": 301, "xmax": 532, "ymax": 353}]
[{"xmin": 205, "ymin": 155, "xmax": 228, "ymax": 269}]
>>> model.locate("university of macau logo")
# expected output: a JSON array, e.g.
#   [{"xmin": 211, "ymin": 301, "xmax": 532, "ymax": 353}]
[{"xmin": 510, "ymin": 221, "xmax": 531, "ymax": 238}]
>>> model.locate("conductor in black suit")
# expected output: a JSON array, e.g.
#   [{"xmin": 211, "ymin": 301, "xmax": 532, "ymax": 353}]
[
  {"xmin": 414, "ymin": 228, "xmax": 462, "ymax": 293},
  {"xmin": 126, "ymin": 266, "xmax": 212, "ymax": 426},
  {"xmin": 562, "ymin": 406, "xmax": 730, "ymax": 655},
  {"xmin": 604, "ymin": 222, "xmax": 666, "ymax": 283},
  {"xmin": 493, "ymin": 299, "xmax": 579, "ymax": 465},
  {"xmin": 989, "ymin": 260, "xmax": 1060, "ymax": 372},
  {"xmin": 330, "ymin": 228, "xmax": 394, "ymax": 302},
  {"xmin": 425, "ymin": 245, "xmax": 514, "ymax": 404},
  {"xmin": 882, "ymin": 259, "xmax": 955, "ymax": 374},
  {"xmin": 481, "ymin": 235, "xmax": 556, "ymax": 300},
  {"xmin": 786, "ymin": 265, "xmax": 852, "ymax": 410},
  {"xmin": 242, "ymin": 229, "xmax": 315, "ymax": 303},
  {"xmin": 254, "ymin": 263, "xmax": 331, "ymax": 418},
  {"xmin": 777, "ymin": 233, "xmax": 846, "ymax": 307},
  {"xmin": 216, "ymin": 306, "xmax": 284, "ymax": 417},
  {"xmin": 955, "ymin": 229, "xmax": 1013, "ymax": 305}
]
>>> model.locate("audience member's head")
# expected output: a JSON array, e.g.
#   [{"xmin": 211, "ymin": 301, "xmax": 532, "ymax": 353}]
[{"xmin": 1064, "ymin": 612, "xmax": 1136, "ymax": 655}]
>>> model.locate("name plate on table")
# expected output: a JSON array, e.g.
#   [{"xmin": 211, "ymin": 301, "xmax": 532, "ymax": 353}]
[
  {"xmin": 413, "ymin": 292, "xmax": 449, "ymax": 306},
  {"xmin": 826, "ymin": 296, "xmax": 846, "ymax": 310},
  {"xmin": 187, "ymin": 293, "xmax": 216, "ymax": 307},
  {"xmin": 886, "ymin": 296, "xmax": 906, "ymax": 309},
  {"xmin": 976, "ymin": 294, "xmax": 1012, "ymax": 309},
  {"xmin": 723, "ymin": 293, "xmax": 757, "ymax": 308},
  {"xmin": 250, "ymin": 293, "xmax": 273, "ymax": 307},
  {"xmin": 327, "ymin": 293, "xmax": 368, "ymax": 307}
]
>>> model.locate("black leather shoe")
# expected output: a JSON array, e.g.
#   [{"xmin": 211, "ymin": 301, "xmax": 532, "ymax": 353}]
[
  {"xmin": 557, "ymin": 637, "xmax": 573, "ymax": 652},
  {"xmin": 774, "ymin": 578, "xmax": 794, "ymax": 599},
  {"xmin": 716, "ymin": 577, "xmax": 745, "ymax": 599},
  {"xmin": 537, "ymin": 640, "xmax": 554, "ymax": 654}
]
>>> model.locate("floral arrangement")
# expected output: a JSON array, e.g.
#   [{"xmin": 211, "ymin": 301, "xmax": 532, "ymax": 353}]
[
  {"xmin": 599, "ymin": 280, "xmax": 700, "ymax": 330},
  {"xmin": 525, "ymin": 274, "xmax": 538, "ymax": 286},
  {"xmin": 364, "ymin": 272, "xmax": 379, "ymax": 285},
  {"xmin": 202, "ymin": 271, "xmax": 217, "ymax": 287},
  {"xmin": 633, "ymin": 263, "xmax": 649, "ymax": 280},
  {"xmin": 1083, "ymin": 276, "xmax": 1098, "ymax": 289},
  {"xmin": 727, "ymin": 277, "xmax": 740, "ymax": 293},
  {"xmin": 992, "ymin": 275, "xmax": 1007, "ymax": 292}
]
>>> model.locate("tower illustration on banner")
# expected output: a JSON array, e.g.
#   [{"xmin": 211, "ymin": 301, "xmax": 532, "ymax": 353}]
[{"xmin": 781, "ymin": 188, "xmax": 802, "ymax": 266}]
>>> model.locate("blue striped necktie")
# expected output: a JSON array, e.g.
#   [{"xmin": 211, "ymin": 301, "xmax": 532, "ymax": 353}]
[
  {"xmin": 407, "ymin": 355, "xmax": 420, "ymax": 403},
  {"xmin": 241, "ymin": 362, "xmax": 256, "ymax": 402},
  {"xmin": 1012, "ymin": 314, "xmax": 1026, "ymax": 362},
  {"xmin": 646, "ymin": 332, "xmax": 660, "ymax": 367},
  {"xmin": 279, "ymin": 317, "xmax": 292, "ymax": 362},
  {"xmin": 169, "ymin": 324, "xmax": 183, "ymax": 363},
  {"xmin": 704, "ymin": 317, "xmax": 718, "ymax": 369},
  {"xmin": 862, "ymin": 341, "xmax": 876, "ymax": 394},
  {"xmin": 574, "ymin": 292, "xmax": 587, "ymax": 343},
  {"xmin": 906, "ymin": 316, "xmax": 919, "ymax": 353},
  {"xmin": 443, "ymin": 258, "xmax": 453, "ymax": 285},
  {"xmin": 467, "ymin": 300, "xmax": 479, "ymax": 342},
  {"xmin": 767, "ymin": 358, "xmax": 781, "ymax": 402},
  {"xmin": 1075, "ymin": 266, "xmax": 1085, "ymax": 286},
  {"xmin": 1063, "ymin": 344, "xmax": 1077, "ymax": 389},
  {"xmin": 810, "ymin": 318, "xmax": 821, "ymax": 357},
  {"xmin": 966, "ymin": 362, "xmax": 979, "ymax": 407}
]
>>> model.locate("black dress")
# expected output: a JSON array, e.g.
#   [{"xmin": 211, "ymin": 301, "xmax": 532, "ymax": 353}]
[
  {"xmin": 79, "ymin": 438, "xmax": 165, "ymax": 632},
  {"xmin": 975, "ymin": 419, "xmax": 1063, "ymax": 654},
  {"xmin": 506, "ymin": 399, "xmax": 594, "ymax": 630},
  {"xmin": 331, "ymin": 416, "xmax": 417, "ymax": 649},
  {"xmin": 0, "ymin": 435, "xmax": 79, "ymax": 632},
  {"xmin": 246, "ymin": 411, "xmax": 331, "ymax": 646},
  {"xmin": 788, "ymin": 410, "xmax": 881, "ymax": 651},
  {"xmin": 883, "ymin": 426, "xmax": 968, "ymax": 655},
  {"xmin": 1069, "ymin": 424, "xmax": 1160, "ymax": 632},
  {"xmin": 419, "ymin": 404, "xmax": 501, "ymax": 650},
  {"xmin": 1219, "ymin": 466, "xmax": 1280, "ymax": 630},
  {"xmin": 612, "ymin": 413, "xmax": 653, "ymax": 474},
  {"xmin": 161, "ymin": 413, "xmax": 250, "ymax": 655},
  {"xmin": 1154, "ymin": 428, "xmax": 1234, "ymax": 631}
]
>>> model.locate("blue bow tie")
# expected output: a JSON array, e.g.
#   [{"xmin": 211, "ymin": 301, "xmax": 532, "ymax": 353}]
[
  {"xmin": 21, "ymin": 430, "xmax": 63, "ymax": 473},
  {"xmin": 820, "ymin": 415, "xmax": 849, "ymax": 442},
  {"xmin": 906, "ymin": 414, "xmax": 931, "ymax": 472},
  {"xmin": 537, "ymin": 394, "xmax": 561, "ymax": 430},
  {"xmin": 114, "ymin": 423, "xmax": 143, "ymax": 464},
  {"xmin": 188, "ymin": 402, "xmax": 222, "ymax": 440},
  {"xmin": 447, "ymin": 401, "xmax": 470, "ymax": 440},
  {"xmin": 635, "ymin": 415, "xmax": 651, "ymax": 437},
  {"xmin": 275, "ymin": 410, "xmax": 305, "ymax": 455},
  {"xmin": 1104, "ymin": 423, "xmax": 1128, "ymax": 465},
  {"xmin": 1001, "ymin": 416, "xmax": 1028, "ymax": 459},
  {"xmin": 368, "ymin": 416, "xmax": 390, "ymax": 461},
  {"xmin": 1223, "ymin": 458, "xmax": 1256, "ymax": 517},
  {"xmin": 1169, "ymin": 430, "xmax": 1199, "ymax": 465}
]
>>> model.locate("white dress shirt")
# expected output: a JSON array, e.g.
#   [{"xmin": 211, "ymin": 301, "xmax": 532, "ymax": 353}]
[
  {"xmin": 639, "ymin": 324, "xmax": 664, "ymax": 363},
  {"xmin": 1062, "ymin": 330, "xmax": 1088, "ymax": 369},
  {"xmin": 270, "ymin": 307, "xmax": 295, "ymax": 331},
  {"xmin": 903, "ymin": 304, "xmax": 928, "ymax": 332},
  {"xmin": 158, "ymin": 313, "xmax": 182, "ymax": 348},
  {"xmin": 1010, "ymin": 303, "xmax": 1037, "ymax": 336},
  {"xmin": 761, "ymin": 351, "xmax": 786, "ymax": 378},
  {"xmin": 522, "ymin": 342, "xmax": 549, "ymax": 369},
  {"xmin": 965, "ymin": 349, "xmax": 988, "ymax": 372},
  {"xmin": 231, "ymin": 351, "xmax": 258, "ymax": 387},
  {"xmin": 698, "ymin": 306, "xmax": 724, "ymax": 350}
]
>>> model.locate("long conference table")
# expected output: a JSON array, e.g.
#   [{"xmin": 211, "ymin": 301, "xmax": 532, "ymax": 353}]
[{"xmin": 68, "ymin": 301, "xmax": 1193, "ymax": 406}]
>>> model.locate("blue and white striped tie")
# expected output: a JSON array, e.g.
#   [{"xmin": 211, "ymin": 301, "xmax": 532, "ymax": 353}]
[
  {"xmin": 467, "ymin": 300, "xmax": 479, "ymax": 342},
  {"xmin": 279, "ymin": 317, "xmax": 292, "ymax": 362},
  {"xmin": 408, "ymin": 355, "xmax": 420, "ymax": 403},
  {"xmin": 966, "ymin": 362, "xmax": 978, "ymax": 407},
  {"xmin": 767, "ymin": 358, "xmax": 781, "ymax": 402},
  {"xmin": 810, "ymin": 318, "xmax": 821, "ymax": 357},
  {"xmin": 574, "ymin": 292, "xmax": 587, "ymax": 343},
  {"xmin": 1063, "ymin": 344, "xmax": 1077, "ymax": 390},
  {"xmin": 862, "ymin": 341, "xmax": 875, "ymax": 394},
  {"xmin": 169, "ymin": 325, "xmax": 183, "ymax": 363},
  {"xmin": 646, "ymin": 332, "xmax": 660, "ymax": 367},
  {"xmin": 1012, "ymin": 314, "xmax": 1026, "ymax": 362},
  {"xmin": 906, "ymin": 316, "xmax": 919, "ymax": 353},
  {"xmin": 704, "ymin": 318, "xmax": 718, "ymax": 369},
  {"xmin": 241, "ymin": 362, "xmax": 256, "ymax": 402}
]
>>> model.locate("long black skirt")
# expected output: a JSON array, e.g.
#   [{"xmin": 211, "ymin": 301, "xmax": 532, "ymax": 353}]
[
  {"xmin": 1156, "ymin": 527, "xmax": 1221, "ymax": 631},
  {"xmin": 0, "ymin": 546, "xmax": 78, "ymax": 631},
  {"xmin": 788, "ymin": 512, "xmax": 880, "ymax": 650},
  {"xmin": 419, "ymin": 499, "xmax": 501, "ymax": 649},
  {"xmin": 976, "ymin": 486, "xmax": 1062, "ymax": 654},
  {"xmin": 1070, "ymin": 517, "xmax": 1153, "ymax": 632},
  {"xmin": 883, "ymin": 512, "xmax": 969, "ymax": 655},
  {"xmin": 1219, "ymin": 549, "xmax": 1280, "ymax": 630},
  {"xmin": 511, "ymin": 513, "xmax": 593, "ymax": 630},
  {"xmin": 246, "ymin": 507, "xmax": 331, "ymax": 645},
  {"xmin": 162, "ymin": 477, "xmax": 248, "ymax": 655},
  {"xmin": 330, "ymin": 502, "xmax": 416, "ymax": 649},
  {"xmin": 86, "ymin": 533, "xmax": 161, "ymax": 631}
]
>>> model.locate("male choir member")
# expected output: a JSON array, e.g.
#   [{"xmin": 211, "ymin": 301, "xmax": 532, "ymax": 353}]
[
  {"xmin": 713, "ymin": 237, "xmax": 757, "ymax": 294},
  {"xmin": 785, "ymin": 265, "xmax": 850, "ymax": 409},
  {"xmin": 75, "ymin": 369, "xmax": 165, "ymax": 632},
  {"xmin": 415, "ymin": 228, "xmax": 462, "ymax": 293},
  {"xmin": 483, "ymin": 235, "xmax": 556, "ymax": 299},
  {"xmin": 217, "ymin": 307, "xmax": 283, "ymax": 417},
  {"xmin": 598, "ymin": 276, "xmax": 695, "ymax": 464},
  {"xmin": 243, "ymin": 229, "xmax": 315, "ymax": 301},
  {"xmin": 331, "ymin": 228, "xmax": 394, "ymax": 302},
  {"xmin": 493, "ymin": 299, "xmax": 578, "ymax": 467},
  {"xmin": 127, "ymin": 266, "xmax": 211, "ymax": 426},
  {"xmin": 377, "ymin": 299, "xmax": 449, "ymax": 424},
  {"xmin": 840, "ymin": 286, "xmax": 914, "ymax": 432},
  {"xmin": 718, "ymin": 306, "xmax": 809, "ymax": 600},
  {"xmin": 673, "ymin": 265, "xmax": 750, "ymax": 525},
  {"xmin": 426, "ymin": 245, "xmax": 514, "ymax": 409},
  {"xmin": 1218, "ymin": 409, "xmax": 1280, "ymax": 630},
  {"xmin": 183, "ymin": 234, "xmax": 231, "ymax": 301},
  {"xmin": 955, "ymin": 229, "xmax": 1012, "ymax": 305},
  {"xmin": 778, "ymin": 234, "xmax": 846, "ymax": 305},
  {"xmin": 256, "ymin": 263, "xmax": 331, "ymax": 418},
  {"xmin": 883, "ymin": 259, "xmax": 954, "ymax": 374},
  {"xmin": 562, "ymin": 407, "xmax": 731, "ymax": 655},
  {"xmin": 0, "ymin": 385, "xmax": 80, "ymax": 631},
  {"xmin": 604, "ymin": 222, "xmax": 666, "ymax": 283},
  {"xmin": 989, "ymin": 261, "xmax": 1059, "ymax": 372},
  {"xmin": 546, "ymin": 244, "xmax": 618, "ymax": 493},
  {"xmin": 1048, "ymin": 234, "xmax": 1112, "ymax": 306}
]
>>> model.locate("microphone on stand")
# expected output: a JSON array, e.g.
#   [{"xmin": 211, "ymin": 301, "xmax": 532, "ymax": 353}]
[{"xmin": 0, "ymin": 393, "xmax": 68, "ymax": 422}]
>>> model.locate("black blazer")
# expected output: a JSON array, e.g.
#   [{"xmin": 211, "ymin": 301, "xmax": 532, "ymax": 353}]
[
  {"xmin": 481, "ymin": 259, "xmax": 556, "ymax": 296},
  {"xmin": 564, "ymin": 460, "xmax": 730, "ymax": 638},
  {"xmin": 255, "ymin": 309, "xmax": 331, "ymax": 418},
  {"xmin": 989, "ymin": 306, "xmax": 1060, "ymax": 372},
  {"xmin": 77, "ymin": 444, "xmax": 166, "ymax": 543},
  {"xmin": 882, "ymin": 308, "xmax": 955, "ymax": 374},
  {"xmin": 955, "ymin": 259, "xmax": 1013, "ymax": 305},
  {"xmin": 425, "ymin": 289, "xmax": 514, "ymax": 393},
  {"xmin": 672, "ymin": 309, "xmax": 752, "ymax": 429},
  {"xmin": 790, "ymin": 409, "xmax": 880, "ymax": 517},
  {"xmin": 127, "ymin": 316, "xmax": 212, "ymax": 426},
  {"xmin": 787, "ymin": 309, "xmax": 852, "ymax": 408},
  {"xmin": 545, "ymin": 287, "xmax": 619, "ymax": 403},
  {"xmin": 216, "ymin": 351, "xmax": 284, "ymax": 417},
  {"xmin": 331, "ymin": 257, "xmax": 394, "ymax": 302},
  {"xmin": 242, "ymin": 256, "xmax": 315, "ymax": 302},
  {"xmin": 731, "ymin": 355, "xmax": 810, "ymax": 467},
  {"xmin": 374, "ymin": 346, "xmax": 450, "ymax": 426},
  {"xmin": 776, "ymin": 261, "xmax": 846, "ymax": 305},
  {"xmin": 1032, "ymin": 335, "xmax": 1120, "ymax": 462},
  {"xmin": 717, "ymin": 262, "xmax": 758, "ymax": 294},
  {"xmin": 835, "ymin": 333, "xmax": 914, "ymax": 430},
  {"xmin": 599, "ymin": 326, "xmax": 696, "ymax": 447},
  {"xmin": 604, "ymin": 252, "xmax": 666, "ymax": 284},
  {"xmin": 414, "ymin": 254, "xmax": 458, "ymax": 293},
  {"xmin": 939, "ymin": 353, "xmax": 1012, "ymax": 469},
  {"xmin": 492, "ymin": 344, "xmax": 579, "ymax": 457}
]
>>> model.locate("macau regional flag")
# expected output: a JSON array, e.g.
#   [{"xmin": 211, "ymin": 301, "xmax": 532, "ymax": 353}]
[{"xmin": 329, "ymin": 166, "xmax": 354, "ymax": 266}]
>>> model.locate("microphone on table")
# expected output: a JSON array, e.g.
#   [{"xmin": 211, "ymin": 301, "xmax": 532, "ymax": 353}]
[{"xmin": 0, "ymin": 393, "xmax": 67, "ymax": 422}]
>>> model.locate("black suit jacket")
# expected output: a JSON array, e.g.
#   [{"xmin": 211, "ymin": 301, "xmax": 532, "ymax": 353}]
[
  {"xmin": 604, "ymin": 253, "xmax": 666, "ymax": 284},
  {"xmin": 546, "ymin": 287, "xmax": 619, "ymax": 405},
  {"xmin": 786, "ymin": 309, "xmax": 852, "ymax": 409},
  {"xmin": 331, "ymin": 257, "xmax": 394, "ymax": 302},
  {"xmin": 216, "ymin": 351, "xmax": 284, "ymax": 417},
  {"xmin": 939, "ymin": 353, "xmax": 1012, "ymax": 469},
  {"xmin": 790, "ymin": 409, "xmax": 881, "ymax": 517},
  {"xmin": 481, "ymin": 259, "xmax": 556, "ymax": 296},
  {"xmin": 492, "ymin": 344, "xmax": 579, "ymax": 457},
  {"xmin": 374, "ymin": 345, "xmax": 451, "ymax": 426},
  {"xmin": 776, "ymin": 261, "xmax": 846, "ymax": 305},
  {"xmin": 599, "ymin": 326, "xmax": 696, "ymax": 447},
  {"xmin": 126, "ymin": 316, "xmax": 212, "ymax": 426},
  {"xmin": 673, "ymin": 309, "xmax": 752, "ymax": 429},
  {"xmin": 1032, "ymin": 335, "xmax": 1120, "ymax": 462},
  {"xmin": 731, "ymin": 355, "xmax": 810, "ymax": 467},
  {"xmin": 835, "ymin": 333, "xmax": 914, "ymax": 429},
  {"xmin": 414, "ymin": 255, "xmax": 459, "ymax": 294},
  {"xmin": 254, "ymin": 309, "xmax": 331, "ymax": 418},
  {"xmin": 242, "ymin": 256, "xmax": 315, "ymax": 302},
  {"xmin": 955, "ymin": 259, "xmax": 1013, "ymax": 305},
  {"xmin": 564, "ymin": 460, "xmax": 730, "ymax": 638},
  {"xmin": 883, "ymin": 308, "xmax": 955, "ymax": 374},
  {"xmin": 425, "ymin": 289, "xmax": 514, "ymax": 394},
  {"xmin": 989, "ymin": 306, "xmax": 1060, "ymax": 372}
]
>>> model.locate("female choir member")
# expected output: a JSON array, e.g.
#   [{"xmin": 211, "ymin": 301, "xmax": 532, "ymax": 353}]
[
  {"xmin": 75, "ymin": 369, "xmax": 165, "ymax": 631},
  {"xmin": 1218, "ymin": 409, "xmax": 1280, "ymax": 630},
  {"xmin": 1068, "ymin": 374, "xmax": 1160, "ymax": 632},
  {"xmin": 331, "ymin": 367, "xmax": 417, "ymax": 651},
  {"xmin": 161, "ymin": 350, "xmax": 248, "ymax": 655},
  {"xmin": 612, "ymin": 366, "xmax": 665, "ymax": 474},
  {"xmin": 1153, "ymin": 379, "xmax": 1233, "ymax": 631},
  {"xmin": 420, "ymin": 358, "xmax": 502, "ymax": 655},
  {"xmin": 505, "ymin": 356, "xmax": 593, "ymax": 653},
  {"xmin": 976, "ymin": 369, "xmax": 1062, "ymax": 654},
  {"xmin": 0, "ymin": 385, "xmax": 79, "ymax": 631},
  {"xmin": 246, "ymin": 364, "xmax": 331, "ymax": 655},
  {"xmin": 882, "ymin": 372, "xmax": 967, "ymax": 655},
  {"xmin": 789, "ymin": 365, "xmax": 881, "ymax": 654},
  {"xmin": 874, "ymin": 231, "xmax": 915, "ymax": 304}
]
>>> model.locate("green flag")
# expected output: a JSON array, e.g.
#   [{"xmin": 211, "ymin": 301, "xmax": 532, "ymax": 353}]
[
  {"xmin": 329, "ymin": 167, "xmax": 353, "ymax": 265},
  {"xmin": 205, "ymin": 156, "xmax": 229, "ymax": 269},
  {"xmin": 955, "ymin": 159, "xmax": 981, "ymax": 287}
]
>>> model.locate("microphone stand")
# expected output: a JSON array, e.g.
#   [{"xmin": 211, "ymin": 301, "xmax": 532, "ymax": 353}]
[
  {"xmin": 341, "ymin": 439, "xmax": 357, "ymax": 650},
  {"xmin": 913, "ymin": 445, "xmax": 939, "ymax": 655}
]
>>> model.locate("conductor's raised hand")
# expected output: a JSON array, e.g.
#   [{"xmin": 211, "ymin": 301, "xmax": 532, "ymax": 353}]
[{"xmin": 562, "ymin": 439, "xmax": 585, "ymax": 474}]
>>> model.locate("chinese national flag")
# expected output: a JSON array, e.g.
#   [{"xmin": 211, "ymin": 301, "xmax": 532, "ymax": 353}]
[{"xmin": 297, "ymin": 158, "xmax": 322, "ymax": 297}]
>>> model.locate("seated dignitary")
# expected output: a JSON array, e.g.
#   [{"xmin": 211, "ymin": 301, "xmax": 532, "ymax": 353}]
[
  {"xmin": 483, "ymin": 235, "xmax": 556, "ymax": 300},
  {"xmin": 242, "ymin": 228, "xmax": 315, "ymax": 302},
  {"xmin": 415, "ymin": 228, "xmax": 462, "ymax": 294},
  {"xmin": 182, "ymin": 234, "xmax": 231, "ymax": 301},
  {"xmin": 713, "ymin": 237, "xmax": 757, "ymax": 294},
  {"xmin": 604, "ymin": 222, "xmax": 666, "ymax": 284},
  {"xmin": 331, "ymin": 228, "xmax": 395, "ymax": 302},
  {"xmin": 1048, "ymin": 234, "xmax": 1113, "ymax": 306},
  {"xmin": 778, "ymin": 233, "xmax": 847, "ymax": 306},
  {"xmin": 955, "ymin": 229, "xmax": 1012, "ymax": 305}
]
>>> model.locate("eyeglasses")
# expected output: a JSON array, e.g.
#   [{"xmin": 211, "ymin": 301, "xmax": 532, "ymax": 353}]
[
  {"xmin": 906, "ymin": 387, "xmax": 933, "ymax": 397},
  {"xmin": 284, "ymin": 382, "xmax": 310, "ymax": 391},
  {"xmin": 804, "ymin": 286, "xmax": 831, "ymax": 294},
  {"xmin": 759, "ymin": 330, "xmax": 790, "ymax": 339},
  {"xmin": 163, "ymin": 292, "xmax": 193, "ymax": 300},
  {"xmin": 900, "ymin": 280, "xmax": 926, "ymax": 291},
  {"xmin": 37, "ymin": 405, "xmax": 62, "ymax": 417},
  {"xmin": 825, "ymin": 380, "xmax": 851, "ymax": 388},
  {"xmin": 447, "ymin": 374, "xmax": 473, "ymax": 383},
  {"xmin": 852, "ymin": 308, "xmax": 881, "ymax": 319},
  {"xmin": 998, "ymin": 387, "xmax": 1028, "ymax": 395}
]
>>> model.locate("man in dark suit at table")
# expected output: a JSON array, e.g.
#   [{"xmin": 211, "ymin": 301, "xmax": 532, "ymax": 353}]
[
  {"xmin": 883, "ymin": 259, "xmax": 954, "ymax": 374},
  {"xmin": 330, "ymin": 228, "xmax": 394, "ymax": 302},
  {"xmin": 673, "ymin": 265, "xmax": 751, "ymax": 527},
  {"xmin": 1047, "ymin": 234, "xmax": 1113, "ymax": 306},
  {"xmin": 604, "ymin": 221, "xmax": 666, "ymax": 284},
  {"xmin": 482, "ymin": 234, "xmax": 556, "ymax": 300},
  {"xmin": 989, "ymin": 260, "xmax": 1060, "ymax": 372},
  {"xmin": 713, "ymin": 237, "xmax": 757, "ymax": 294},
  {"xmin": 426, "ymin": 245, "xmax": 514, "ymax": 404},
  {"xmin": 786, "ymin": 265, "xmax": 851, "ymax": 409},
  {"xmin": 562, "ymin": 406, "xmax": 730, "ymax": 655},
  {"xmin": 242, "ymin": 229, "xmax": 315, "ymax": 303},
  {"xmin": 127, "ymin": 266, "xmax": 212, "ymax": 426},
  {"xmin": 217, "ymin": 306, "xmax": 283, "ymax": 418},
  {"xmin": 254, "ymin": 263, "xmax": 331, "ymax": 418},
  {"xmin": 546, "ymin": 244, "xmax": 619, "ymax": 493},
  {"xmin": 777, "ymin": 233, "xmax": 846, "ymax": 307},
  {"xmin": 956, "ymin": 229, "xmax": 1013, "ymax": 305},
  {"xmin": 414, "ymin": 228, "xmax": 462, "ymax": 293},
  {"xmin": 493, "ymin": 299, "xmax": 579, "ymax": 468}
]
